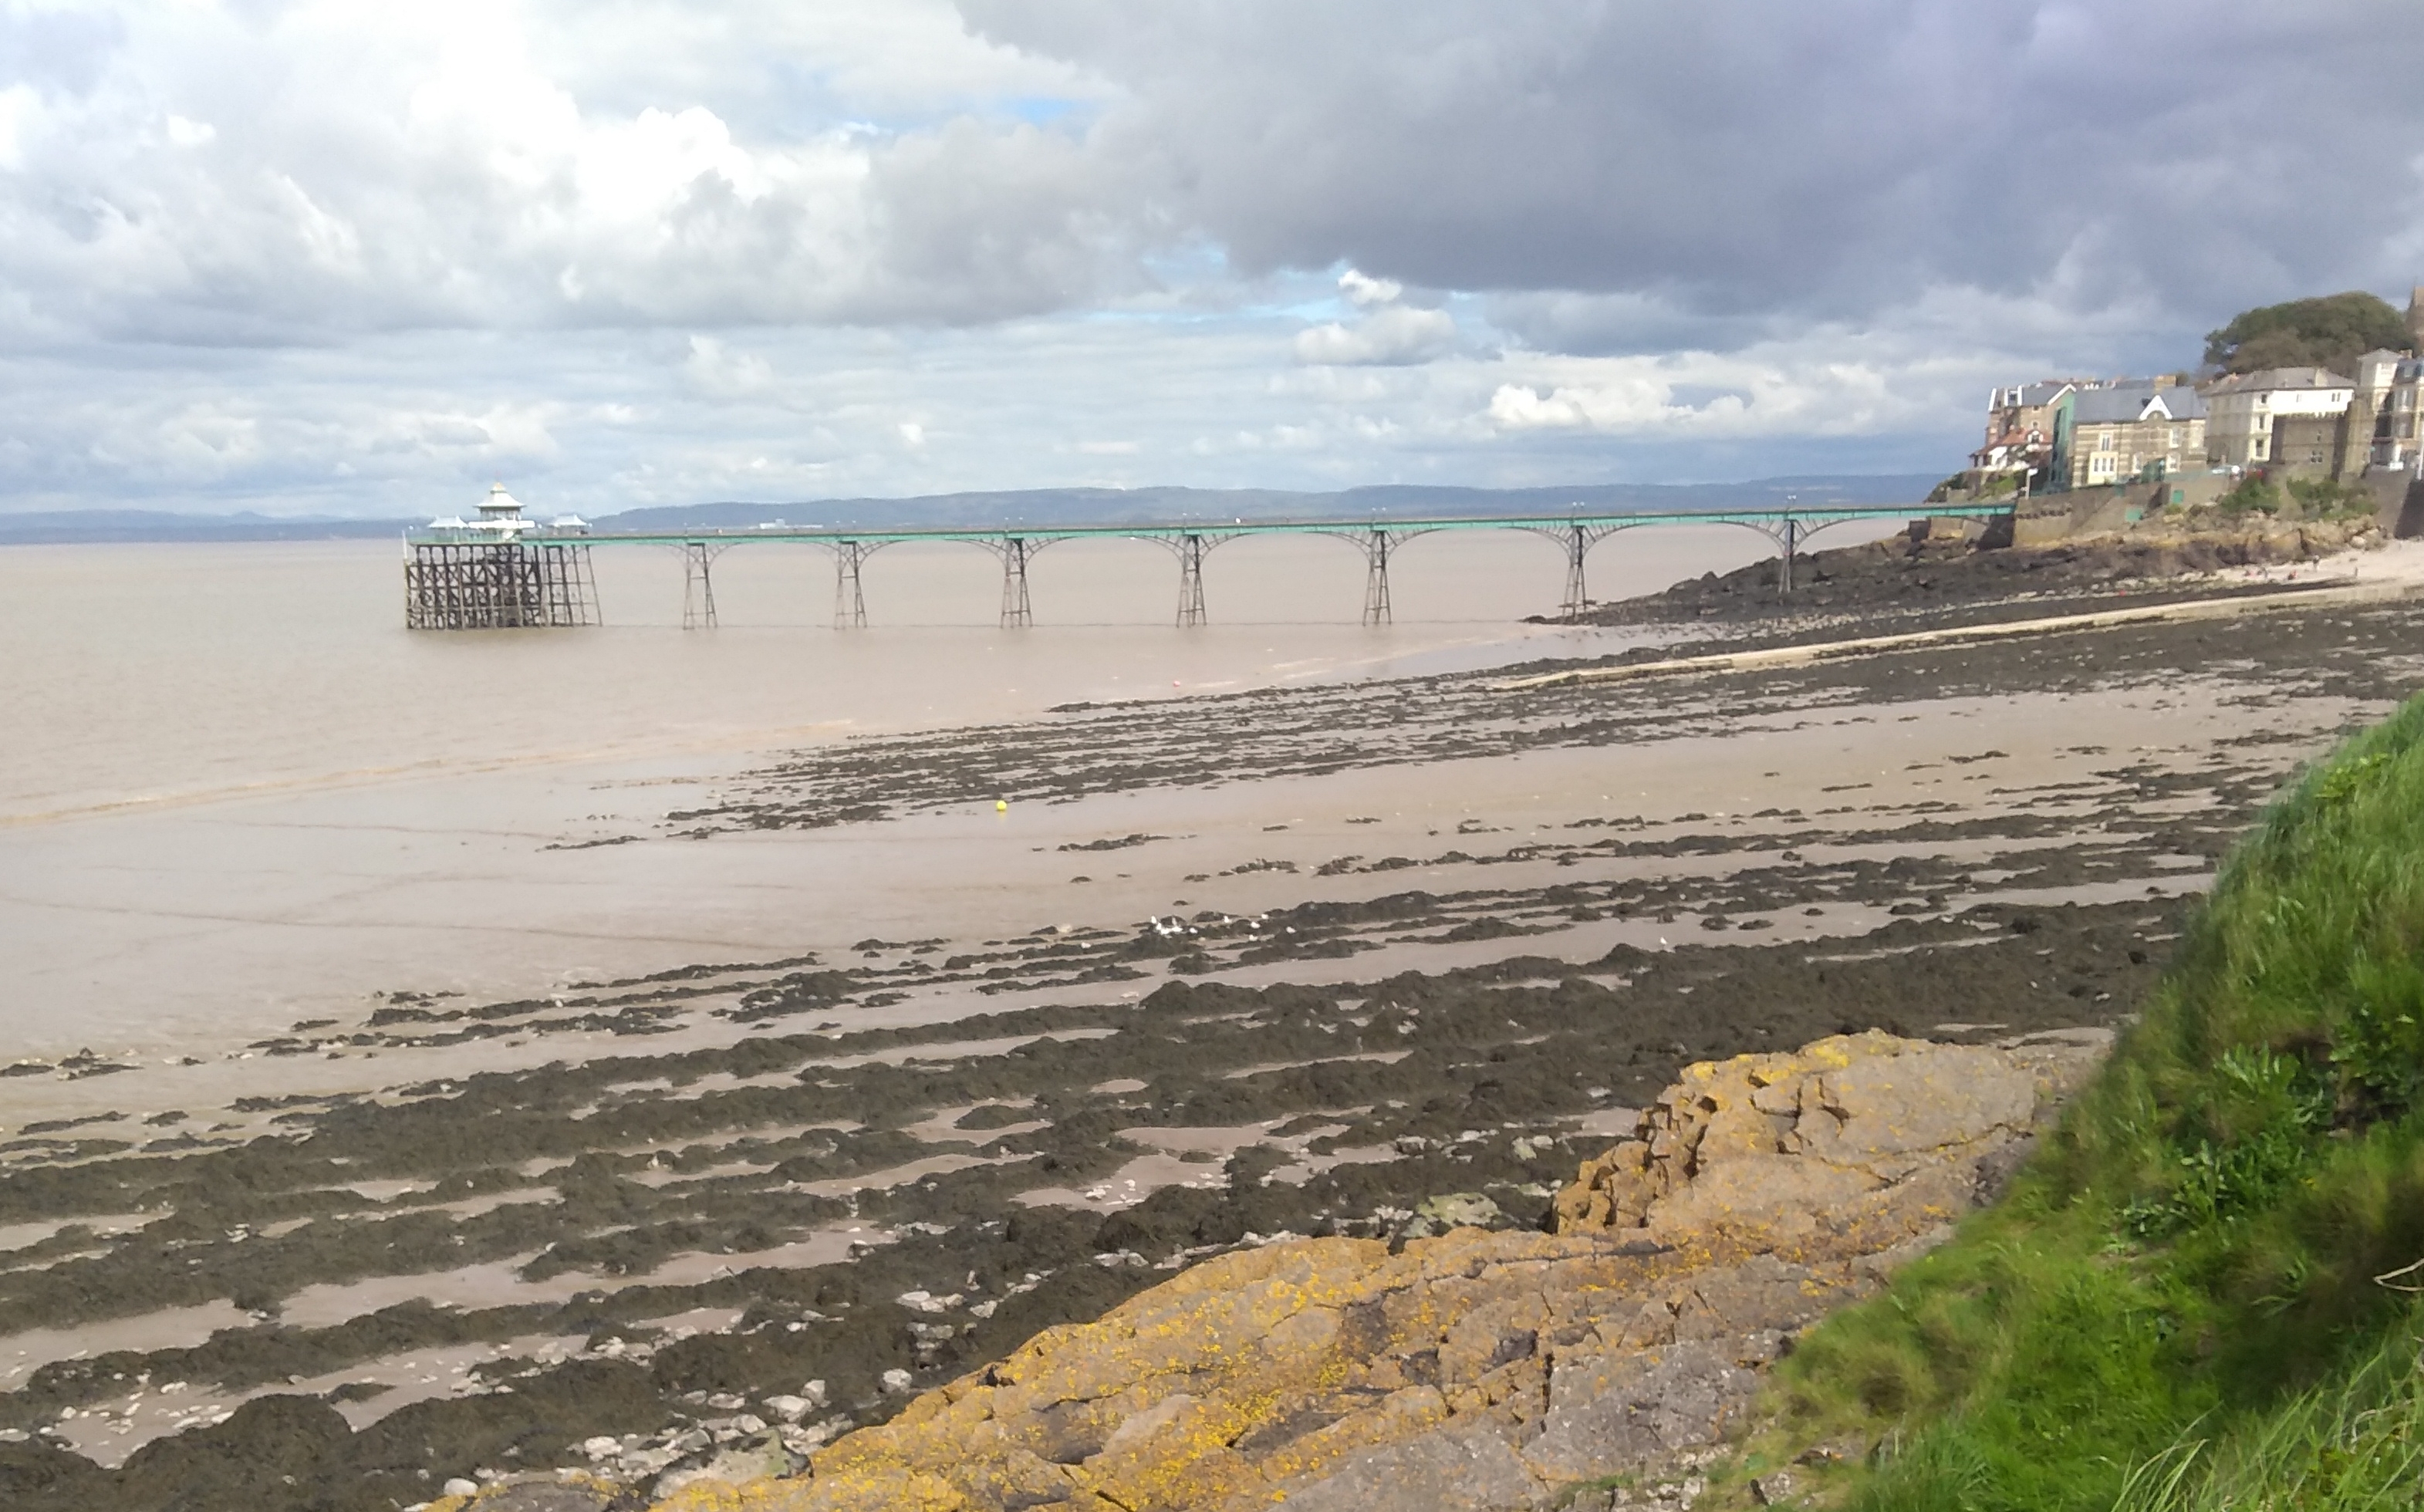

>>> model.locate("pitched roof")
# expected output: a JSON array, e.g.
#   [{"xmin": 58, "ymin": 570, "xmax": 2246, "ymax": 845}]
[
  {"xmin": 2069, "ymin": 383, "xmax": 2206, "ymax": 424},
  {"xmin": 2206, "ymin": 366, "xmax": 2352, "ymax": 393}
]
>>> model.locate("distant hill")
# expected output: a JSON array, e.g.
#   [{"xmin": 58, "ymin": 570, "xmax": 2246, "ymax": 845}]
[
  {"xmin": 592, "ymin": 476, "xmax": 1945, "ymax": 532},
  {"xmin": 0, "ymin": 477, "xmax": 1944, "ymax": 544},
  {"xmin": 0, "ymin": 510, "xmax": 416, "ymax": 545}
]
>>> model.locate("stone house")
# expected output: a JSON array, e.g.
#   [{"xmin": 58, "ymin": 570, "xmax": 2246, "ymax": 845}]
[
  {"xmin": 2203, "ymin": 367, "xmax": 2352, "ymax": 467},
  {"xmin": 1968, "ymin": 380, "xmax": 2075, "ymax": 488},
  {"xmin": 2352, "ymin": 348, "xmax": 2424, "ymax": 471},
  {"xmin": 2050, "ymin": 381, "xmax": 2207, "ymax": 491},
  {"xmin": 2268, "ymin": 413, "xmax": 2348, "ymax": 478}
]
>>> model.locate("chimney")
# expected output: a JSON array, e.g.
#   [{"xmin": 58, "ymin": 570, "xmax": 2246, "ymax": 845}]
[{"xmin": 2410, "ymin": 284, "xmax": 2424, "ymax": 352}]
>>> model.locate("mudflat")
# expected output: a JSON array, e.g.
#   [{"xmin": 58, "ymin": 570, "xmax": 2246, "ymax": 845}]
[{"xmin": 5, "ymin": 539, "xmax": 2421, "ymax": 1510}]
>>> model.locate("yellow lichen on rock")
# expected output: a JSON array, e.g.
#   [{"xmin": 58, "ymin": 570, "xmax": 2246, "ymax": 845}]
[
  {"xmin": 647, "ymin": 1477, "xmax": 829, "ymax": 1512},
  {"xmin": 1553, "ymin": 1028, "xmax": 2103, "ymax": 1253},
  {"xmin": 642, "ymin": 1031, "xmax": 2108, "ymax": 1512}
]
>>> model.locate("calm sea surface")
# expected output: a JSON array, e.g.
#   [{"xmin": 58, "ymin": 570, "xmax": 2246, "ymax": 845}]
[
  {"xmin": 0, "ymin": 528, "xmax": 1804, "ymax": 822},
  {"xmin": 0, "ymin": 524, "xmax": 1834, "ymax": 1061}
]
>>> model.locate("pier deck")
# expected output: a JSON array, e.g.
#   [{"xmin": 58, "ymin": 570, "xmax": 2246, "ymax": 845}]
[{"xmin": 403, "ymin": 501, "xmax": 2014, "ymax": 629}]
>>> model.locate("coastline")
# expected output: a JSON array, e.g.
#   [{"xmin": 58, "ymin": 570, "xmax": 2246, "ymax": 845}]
[{"xmin": 4, "ymin": 533, "xmax": 2420, "ymax": 1508}]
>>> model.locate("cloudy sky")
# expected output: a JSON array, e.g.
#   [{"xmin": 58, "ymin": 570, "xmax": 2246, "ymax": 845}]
[{"xmin": 2, "ymin": 1, "xmax": 2421, "ymax": 516}]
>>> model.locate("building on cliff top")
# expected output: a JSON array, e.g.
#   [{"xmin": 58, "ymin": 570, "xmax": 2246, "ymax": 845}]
[
  {"xmin": 2353, "ymin": 348, "xmax": 2424, "ymax": 473},
  {"xmin": 1967, "ymin": 380, "xmax": 2077, "ymax": 491},
  {"xmin": 2203, "ymin": 367, "xmax": 2353, "ymax": 469},
  {"xmin": 2048, "ymin": 380, "xmax": 2207, "ymax": 491},
  {"xmin": 2205, "ymin": 353, "xmax": 2423, "ymax": 482}
]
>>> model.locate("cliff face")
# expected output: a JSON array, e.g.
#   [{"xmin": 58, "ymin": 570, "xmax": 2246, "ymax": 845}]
[{"xmin": 437, "ymin": 1031, "xmax": 2108, "ymax": 1512}]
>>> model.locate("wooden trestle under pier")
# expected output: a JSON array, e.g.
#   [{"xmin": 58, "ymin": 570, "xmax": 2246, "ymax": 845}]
[{"xmin": 403, "ymin": 541, "xmax": 600, "ymax": 630}]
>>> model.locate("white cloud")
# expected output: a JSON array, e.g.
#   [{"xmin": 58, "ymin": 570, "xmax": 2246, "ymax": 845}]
[
  {"xmin": 1294, "ymin": 271, "xmax": 1460, "ymax": 366},
  {"xmin": 682, "ymin": 335, "xmax": 779, "ymax": 399},
  {"xmin": 1295, "ymin": 304, "xmax": 1459, "ymax": 366},
  {"xmin": 0, "ymin": 83, "xmax": 38, "ymax": 170},
  {"xmin": 0, "ymin": 1, "xmax": 1131, "ymax": 341},
  {"xmin": 1339, "ymin": 268, "xmax": 1401, "ymax": 307}
]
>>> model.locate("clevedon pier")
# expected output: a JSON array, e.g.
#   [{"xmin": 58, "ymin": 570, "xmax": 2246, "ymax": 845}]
[{"xmin": 403, "ymin": 484, "xmax": 2017, "ymax": 631}]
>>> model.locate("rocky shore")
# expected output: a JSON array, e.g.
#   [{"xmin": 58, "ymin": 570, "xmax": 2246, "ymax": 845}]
[
  {"xmin": 4, "ymin": 535, "xmax": 2421, "ymax": 1511},
  {"xmin": 1558, "ymin": 516, "xmax": 2380, "ymax": 636},
  {"xmin": 546, "ymin": 1028, "xmax": 2106, "ymax": 1512}
]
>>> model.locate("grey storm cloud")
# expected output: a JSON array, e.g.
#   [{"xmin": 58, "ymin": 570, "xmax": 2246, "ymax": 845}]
[{"xmin": 960, "ymin": 0, "xmax": 2424, "ymax": 339}]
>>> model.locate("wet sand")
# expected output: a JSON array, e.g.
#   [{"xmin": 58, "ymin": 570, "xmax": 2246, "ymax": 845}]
[{"xmin": 3, "ymin": 551, "xmax": 2422, "ymax": 1508}]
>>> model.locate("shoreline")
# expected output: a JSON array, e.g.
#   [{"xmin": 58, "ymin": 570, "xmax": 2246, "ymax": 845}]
[
  {"xmin": 5, "ymin": 538, "xmax": 2421, "ymax": 1508},
  {"xmin": 1503, "ymin": 572, "xmax": 2418, "ymax": 690}
]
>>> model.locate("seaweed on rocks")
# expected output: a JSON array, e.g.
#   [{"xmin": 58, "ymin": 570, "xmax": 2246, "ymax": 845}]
[{"xmin": 676, "ymin": 599, "xmax": 2424, "ymax": 836}]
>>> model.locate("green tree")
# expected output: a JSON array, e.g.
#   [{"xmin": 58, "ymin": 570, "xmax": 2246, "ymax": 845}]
[
  {"xmin": 2203, "ymin": 292, "xmax": 2412, "ymax": 377},
  {"xmin": 2215, "ymin": 474, "xmax": 2281, "ymax": 515}
]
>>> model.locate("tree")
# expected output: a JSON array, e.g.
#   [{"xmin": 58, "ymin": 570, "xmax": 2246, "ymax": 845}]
[{"xmin": 2203, "ymin": 292, "xmax": 2412, "ymax": 377}]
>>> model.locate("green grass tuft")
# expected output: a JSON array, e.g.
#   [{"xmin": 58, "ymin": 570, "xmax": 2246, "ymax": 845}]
[
  {"xmin": 1734, "ymin": 692, "xmax": 2424, "ymax": 1509},
  {"xmin": 2111, "ymin": 1317, "xmax": 2424, "ymax": 1511}
]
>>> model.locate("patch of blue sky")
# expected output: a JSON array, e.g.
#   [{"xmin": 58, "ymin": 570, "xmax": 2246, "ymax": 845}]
[
  {"xmin": 1072, "ymin": 246, "xmax": 1315, "ymax": 326},
  {"xmin": 1073, "ymin": 305, "xmax": 1268, "ymax": 328},
  {"xmin": 1002, "ymin": 95, "xmax": 1092, "ymax": 127},
  {"xmin": 1133, "ymin": 241, "xmax": 1234, "ymax": 287}
]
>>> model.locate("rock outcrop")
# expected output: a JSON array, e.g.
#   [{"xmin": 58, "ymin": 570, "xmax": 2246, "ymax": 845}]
[
  {"xmin": 432, "ymin": 1030, "xmax": 2108, "ymax": 1512},
  {"xmin": 1553, "ymin": 1028, "xmax": 2105, "ymax": 1254},
  {"xmin": 1575, "ymin": 512, "xmax": 2382, "ymax": 626}
]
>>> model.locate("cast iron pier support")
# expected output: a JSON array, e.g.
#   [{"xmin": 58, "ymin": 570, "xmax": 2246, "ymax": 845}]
[
  {"xmin": 680, "ymin": 542, "xmax": 724, "ymax": 629},
  {"xmin": 1362, "ymin": 529, "xmax": 1393, "ymax": 626},
  {"xmin": 1514, "ymin": 521, "xmax": 1622, "ymax": 621},
  {"xmin": 1176, "ymin": 533, "xmax": 1210, "ymax": 626},
  {"xmin": 832, "ymin": 539, "xmax": 878, "ymax": 629},
  {"xmin": 999, "ymin": 536, "xmax": 1035, "ymax": 629}
]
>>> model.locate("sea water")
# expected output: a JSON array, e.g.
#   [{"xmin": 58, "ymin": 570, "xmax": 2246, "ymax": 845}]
[{"xmin": 0, "ymin": 525, "xmax": 1811, "ymax": 1058}]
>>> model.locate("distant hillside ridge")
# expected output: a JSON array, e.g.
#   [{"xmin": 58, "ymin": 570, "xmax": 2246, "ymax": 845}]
[
  {"xmin": 0, "ymin": 476, "xmax": 1945, "ymax": 545},
  {"xmin": 0, "ymin": 510, "xmax": 418, "ymax": 545},
  {"xmin": 591, "ymin": 475, "xmax": 1943, "ymax": 532}
]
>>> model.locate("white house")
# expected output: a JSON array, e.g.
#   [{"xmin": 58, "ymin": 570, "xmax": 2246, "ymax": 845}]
[{"xmin": 2202, "ymin": 368, "xmax": 2353, "ymax": 467}]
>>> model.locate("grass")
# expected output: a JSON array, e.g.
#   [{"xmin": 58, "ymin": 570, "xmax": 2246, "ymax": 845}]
[
  {"xmin": 2212, "ymin": 473, "xmax": 2378, "ymax": 521},
  {"xmin": 2110, "ymin": 1318, "xmax": 2424, "ymax": 1511},
  {"xmin": 1716, "ymin": 690, "xmax": 2424, "ymax": 1509}
]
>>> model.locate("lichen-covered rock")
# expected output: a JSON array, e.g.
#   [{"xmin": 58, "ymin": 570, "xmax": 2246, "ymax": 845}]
[
  {"xmin": 1551, "ymin": 1028, "xmax": 2105, "ymax": 1254},
  {"xmin": 637, "ymin": 1031, "xmax": 2107, "ymax": 1512}
]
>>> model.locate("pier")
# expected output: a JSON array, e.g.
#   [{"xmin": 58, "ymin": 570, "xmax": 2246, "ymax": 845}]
[{"xmin": 403, "ymin": 491, "xmax": 2014, "ymax": 630}]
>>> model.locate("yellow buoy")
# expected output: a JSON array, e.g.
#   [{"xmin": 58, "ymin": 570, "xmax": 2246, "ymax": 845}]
[{"xmin": 995, "ymin": 800, "xmax": 1008, "ymax": 813}]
